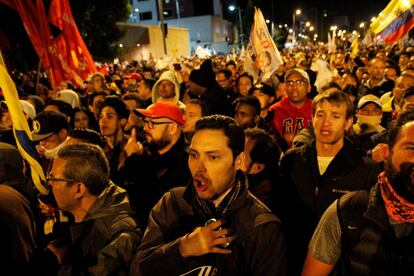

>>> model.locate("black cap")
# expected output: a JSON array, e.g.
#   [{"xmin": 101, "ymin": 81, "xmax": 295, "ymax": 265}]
[{"xmin": 31, "ymin": 111, "xmax": 69, "ymax": 141}]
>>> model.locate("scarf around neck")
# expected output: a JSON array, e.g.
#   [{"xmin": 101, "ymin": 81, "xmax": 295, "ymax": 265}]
[{"xmin": 379, "ymin": 171, "xmax": 414, "ymax": 223}]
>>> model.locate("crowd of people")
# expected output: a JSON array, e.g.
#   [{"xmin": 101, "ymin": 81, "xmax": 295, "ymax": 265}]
[{"xmin": 1, "ymin": 41, "xmax": 414, "ymax": 275}]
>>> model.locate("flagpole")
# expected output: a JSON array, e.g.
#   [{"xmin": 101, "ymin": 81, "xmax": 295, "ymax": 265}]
[{"xmin": 35, "ymin": 58, "xmax": 42, "ymax": 93}]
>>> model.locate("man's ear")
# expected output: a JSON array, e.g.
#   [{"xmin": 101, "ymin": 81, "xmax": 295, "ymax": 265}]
[
  {"xmin": 73, "ymin": 182, "xmax": 87, "ymax": 200},
  {"xmin": 345, "ymin": 116, "xmax": 354, "ymax": 132},
  {"xmin": 58, "ymin": 128, "xmax": 68, "ymax": 140},
  {"xmin": 169, "ymin": 122, "xmax": 179, "ymax": 135},
  {"xmin": 235, "ymin": 153, "xmax": 243, "ymax": 170},
  {"xmin": 383, "ymin": 144, "xmax": 391, "ymax": 158},
  {"xmin": 119, "ymin": 118, "xmax": 127, "ymax": 128},
  {"xmin": 249, "ymin": 162, "xmax": 265, "ymax": 175}
]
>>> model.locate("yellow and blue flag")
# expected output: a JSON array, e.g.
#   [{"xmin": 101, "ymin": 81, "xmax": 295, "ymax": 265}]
[
  {"xmin": 0, "ymin": 58, "xmax": 48, "ymax": 195},
  {"xmin": 371, "ymin": 0, "xmax": 414, "ymax": 44}
]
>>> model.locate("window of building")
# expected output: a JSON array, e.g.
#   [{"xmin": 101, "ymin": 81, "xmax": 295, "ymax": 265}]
[{"xmin": 139, "ymin": 11, "xmax": 152, "ymax": 20}]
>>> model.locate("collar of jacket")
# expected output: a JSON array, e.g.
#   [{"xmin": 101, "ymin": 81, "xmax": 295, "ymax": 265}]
[{"xmin": 183, "ymin": 170, "xmax": 249, "ymax": 223}]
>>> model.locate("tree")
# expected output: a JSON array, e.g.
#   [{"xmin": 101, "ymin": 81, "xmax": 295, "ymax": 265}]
[
  {"xmin": 71, "ymin": 0, "xmax": 131, "ymax": 61},
  {"xmin": 0, "ymin": 0, "xmax": 131, "ymax": 72}
]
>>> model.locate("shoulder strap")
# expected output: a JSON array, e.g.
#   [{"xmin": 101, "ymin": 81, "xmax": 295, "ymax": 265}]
[{"xmin": 337, "ymin": 190, "xmax": 369, "ymax": 256}]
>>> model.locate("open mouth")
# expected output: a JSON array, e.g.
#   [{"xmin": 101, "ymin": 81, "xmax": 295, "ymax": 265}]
[{"xmin": 194, "ymin": 176, "xmax": 209, "ymax": 191}]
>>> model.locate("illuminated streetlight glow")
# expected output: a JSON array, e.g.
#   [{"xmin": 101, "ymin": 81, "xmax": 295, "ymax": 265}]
[
  {"xmin": 306, "ymin": 22, "xmax": 310, "ymax": 27},
  {"xmin": 371, "ymin": 17, "xmax": 376, "ymax": 22},
  {"xmin": 293, "ymin": 9, "xmax": 301, "ymax": 44},
  {"xmin": 309, "ymin": 26, "xmax": 314, "ymax": 31},
  {"xmin": 359, "ymin": 22, "xmax": 365, "ymax": 28},
  {"xmin": 119, "ymin": 43, "xmax": 123, "ymax": 48},
  {"xmin": 266, "ymin": 19, "xmax": 270, "ymax": 24},
  {"xmin": 134, "ymin": 8, "xmax": 139, "ymax": 12},
  {"xmin": 279, "ymin": 25, "xmax": 282, "ymax": 28},
  {"xmin": 228, "ymin": 5, "xmax": 236, "ymax": 12}
]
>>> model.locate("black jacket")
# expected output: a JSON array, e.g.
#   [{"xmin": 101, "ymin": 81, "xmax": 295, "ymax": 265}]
[
  {"xmin": 276, "ymin": 138, "xmax": 382, "ymax": 275},
  {"xmin": 130, "ymin": 173, "xmax": 287, "ymax": 275},
  {"xmin": 123, "ymin": 134, "xmax": 191, "ymax": 228},
  {"xmin": 335, "ymin": 184, "xmax": 414, "ymax": 275},
  {"xmin": 57, "ymin": 182, "xmax": 141, "ymax": 275}
]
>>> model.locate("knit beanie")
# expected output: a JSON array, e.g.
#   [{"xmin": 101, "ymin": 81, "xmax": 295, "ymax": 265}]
[{"xmin": 189, "ymin": 59, "xmax": 216, "ymax": 88}]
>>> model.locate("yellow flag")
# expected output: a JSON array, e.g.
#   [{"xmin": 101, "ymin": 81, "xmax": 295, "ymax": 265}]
[{"xmin": 0, "ymin": 59, "xmax": 48, "ymax": 195}]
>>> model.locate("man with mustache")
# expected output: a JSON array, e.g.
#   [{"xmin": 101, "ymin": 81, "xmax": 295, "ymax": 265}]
[
  {"xmin": 130, "ymin": 115, "xmax": 287, "ymax": 275},
  {"xmin": 303, "ymin": 110, "xmax": 414, "ymax": 275},
  {"xmin": 121, "ymin": 102, "xmax": 191, "ymax": 228}
]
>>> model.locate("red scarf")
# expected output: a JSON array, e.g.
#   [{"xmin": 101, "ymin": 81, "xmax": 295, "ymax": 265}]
[{"xmin": 379, "ymin": 171, "xmax": 414, "ymax": 223}]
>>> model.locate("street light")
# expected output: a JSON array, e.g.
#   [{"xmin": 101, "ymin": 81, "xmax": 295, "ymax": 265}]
[
  {"xmin": 292, "ymin": 9, "xmax": 301, "ymax": 44},
  {"xmin": 229, "ymin": 4, "xmax": 245, "ymax": 46}
]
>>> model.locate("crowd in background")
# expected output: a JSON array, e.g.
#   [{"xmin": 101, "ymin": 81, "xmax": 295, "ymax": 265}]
[{"xmin": 1, "ymin": 41, "xmax": 414, "ymax": 275}]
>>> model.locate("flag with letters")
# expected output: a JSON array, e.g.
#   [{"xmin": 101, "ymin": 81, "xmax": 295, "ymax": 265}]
[
  {"xmin": 244, "ymin": 8, "xmax": 282, "ymax": 82},
  {"xmin": 371, "ymin": 0, "xmax": 414, "ymax": 44}
]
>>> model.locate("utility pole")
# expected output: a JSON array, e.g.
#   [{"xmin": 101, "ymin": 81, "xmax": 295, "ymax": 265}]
[{"xmin": 157, "ymin": 0, "xmax": 167, "ymax": 55}]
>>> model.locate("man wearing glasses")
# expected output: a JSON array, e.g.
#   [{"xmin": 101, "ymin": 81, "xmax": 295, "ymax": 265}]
[
  {"xmin": 269, "ymin": 68, "xmax": 313, "ymax": 149},
  {"xmin": 121, "ymin": 102, "xmax": 191, "ymax": 228},
  {"xmin": 46, "ymin": 143, "xmax": 141, "ymax": 275}
]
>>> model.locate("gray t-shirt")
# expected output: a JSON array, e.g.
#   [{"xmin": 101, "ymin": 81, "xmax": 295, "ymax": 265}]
[
  {"xmin": 308, "ymin": 200, "xmax": 342, "ymax": 265},
  {"xmin": 308, "ymin": 199, "xmax": 414, "ymax": 265}
]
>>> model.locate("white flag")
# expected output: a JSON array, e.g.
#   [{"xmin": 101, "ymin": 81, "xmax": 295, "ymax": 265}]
[{"xmin": 244, "ymin": 8, "xmax": 283, "ymax": 82}]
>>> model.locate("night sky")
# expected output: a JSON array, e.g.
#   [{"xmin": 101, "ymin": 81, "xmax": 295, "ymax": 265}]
[{"xmin": 230, "ymin": 0, "xmax": 391, "ymax": 30}]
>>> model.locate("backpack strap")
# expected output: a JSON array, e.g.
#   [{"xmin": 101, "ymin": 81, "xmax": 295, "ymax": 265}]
[{"xmin": 337, "ymin": 190, "xmax": 369, "ymax": 257}]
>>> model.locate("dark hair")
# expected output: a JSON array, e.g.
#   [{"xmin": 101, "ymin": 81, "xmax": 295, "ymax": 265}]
[
  {"xmin": 98, "ymin": 95, "xmax": 129, "ymax": 119},
  {"xmin": 188, "ymin": 99, "xmax": 210, "ymax": 116},
  {"xmin": 217, "ymin": 69, "xmax": 232, "ymax": 79},
  {"xmin": 45, "ymin": 99, "xmax": 74, "ymax": 118},
  {"xmin": 387, "ymin": 110, "xmax": 414, "ymax": 149},
  {"xmin": 122, "ymin": 93, "xmax": 144, "ymax": 109},
  {"xmin": 312, "ymin": 90, "xmax": 354, "ymax": 120},
  {"xmin": 248, "ymin": 83, "xmax": 274, "ymax": 97},
  {"xmin": 140, "ymin": 78, "xmax": 156, "ymax": 90},
  {"xmin": 234, "ymin": 96, "xmax": 261, "ymax": 116},
  {"xmin": 321, "ymin": 82, "xmax": 341, "ymax": 92},
  {"xmin": 226, "ymin": 60, "xmax": 237, "ymax": 68},
  {"xmin": 235, "ymin": 73, "xmax": 253, "ymax": 89},
  {"xmin": 69, "ymin": 128, "xmax": 105, "ymax": 148},
  {"xmin": 195, "ymin": 115, "xmax": 244, "ymax": 159},
  {"xmin": 244, "ymin": 128, "xmax": 281, "ymax": 175},
  {"xmin": 342, "ymin": 84, "xmax": 358, "ymax": 98},
  {"xmin": 88, "ymin": 91, "xmax": 107, "ymax": 106},
  {"xmin": 385, "ymin": 65, "xmax": 400, "ymax": 77},
  {"xmin": 72, "ymin": 107, "xmax": 96, "ymax": 129},
  {"xmin": 403, "ymin": 86, "xmax": 414, "ymax": 101},
  {"xmin": 57, "ymin": 143, "xmax": 109, "ymax": 196}
]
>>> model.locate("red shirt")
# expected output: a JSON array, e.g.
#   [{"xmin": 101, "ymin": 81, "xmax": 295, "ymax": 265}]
[{"xmin": 269, "ymin": 96, "xmax": 313, "ymax": 148}]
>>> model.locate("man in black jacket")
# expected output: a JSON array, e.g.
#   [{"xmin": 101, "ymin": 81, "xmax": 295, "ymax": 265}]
[
  {"xmin": 302, "ymin": 111, "xmax": 414, "ymax": 276},
  {"xmin": 187, "ymin": 59, "xmax": 233, "ymax": 116},
  {"xmin": 121, "ymin": 102, "xmax": 191, "ymax": 227},
  {"xmin": 47, "ymin": 143, "xmax": 141, "ymax": 275},
  {"xmin": 277, "ymin": 90, "xmax": 382, "ymax": 275},
  {"xmin": 130, "ymin": 115, "xmax": 287, "ymax": 275}
]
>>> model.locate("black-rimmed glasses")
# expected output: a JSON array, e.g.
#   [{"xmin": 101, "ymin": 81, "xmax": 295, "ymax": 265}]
[{"xmin": 143, "ymin": 119, "xmax": 173, "ymax": 129}]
